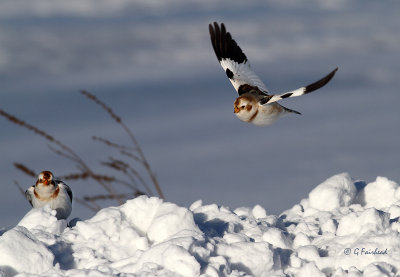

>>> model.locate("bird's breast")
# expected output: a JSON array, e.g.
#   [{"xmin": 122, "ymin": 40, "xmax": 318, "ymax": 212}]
[
  {"xmin": 34, "ymin": 186, "xmax": 60, "ymax": 201},
  {"xmin": 249, "ymin": 103, "xmax": 285, "ymax": 126}
]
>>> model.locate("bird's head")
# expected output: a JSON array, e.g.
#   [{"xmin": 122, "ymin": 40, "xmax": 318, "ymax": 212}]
[
  {"xmin": 36, "ymin": 171, "xmax": 55, "ymax": 187},
  {"xmin": 233, "ymin": 96, "xmax": 257, "ymax": 122}
]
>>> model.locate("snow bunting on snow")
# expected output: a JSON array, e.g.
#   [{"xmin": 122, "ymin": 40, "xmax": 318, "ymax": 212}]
[
  {"xmin": 209, "ymin": 22, "xmax": 338, "ymax": 126},
  {"xmin": 25, "ymin": 171, "xmax": 73, "ymax": 220}
]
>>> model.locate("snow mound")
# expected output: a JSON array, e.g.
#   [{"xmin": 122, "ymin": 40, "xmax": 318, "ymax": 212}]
[
  {"xmin": 1, "ymin": 173, "xmax": 400, "ymax": 276},
  {"xmin": 308, "ymin": 173, "xmax": 357, "ymax": 211}
]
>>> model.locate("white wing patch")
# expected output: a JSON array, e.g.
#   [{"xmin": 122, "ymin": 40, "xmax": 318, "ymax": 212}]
[
  {"xmin": 220, "ymin": 58, "xmax": 269, "ymax": 94},
  {"xmin": 262, "ymin": 67, "xmax": 339, "ymax": 105},
  {"xmin": 25, "ymin": 186, "xmax": 34, "ymax": 207},
  {"xmin": 209, "ymin": 22, "xmax": 269, "ymax": 96},
  {"xmin": 210, "ymin": 22, "xmax": 338, "ymax": 105},
  {"xmin": 58, "ymin": 181, "xmax": 73, "ymax": 203},
  {"xmin": 266, "ymin": 87, "xmax": 306, "ymax": 104}
]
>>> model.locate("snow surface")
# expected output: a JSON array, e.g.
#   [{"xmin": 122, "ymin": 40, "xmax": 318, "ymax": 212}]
[{"xmin": 1, "ymin": 173, "xmax": 400, "ymax": 277}]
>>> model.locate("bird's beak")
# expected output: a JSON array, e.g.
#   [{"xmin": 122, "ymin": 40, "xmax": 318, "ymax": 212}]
[{"xmin": 234, "ymin": 106, "xmax": 240, "ymax": 113}]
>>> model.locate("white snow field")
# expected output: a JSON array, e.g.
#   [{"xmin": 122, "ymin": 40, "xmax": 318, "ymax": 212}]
[{"xmin": 1, "ymin": 173, "xmax": 400, "ymax": 277}]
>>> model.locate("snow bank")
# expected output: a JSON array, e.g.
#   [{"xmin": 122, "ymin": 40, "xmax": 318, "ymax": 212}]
[
  {"xmin": 1, "ymin": 173, "xmax": 400, "ymax": 276},
  {"xmin": 308, "ymin": 173, "xmax": 357, "ymax": 211}
]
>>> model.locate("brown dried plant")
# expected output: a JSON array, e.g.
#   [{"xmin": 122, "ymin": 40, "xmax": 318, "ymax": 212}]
[{"xmin": 0, "ymin": 91, "xmax": 164, "ymax": 212}]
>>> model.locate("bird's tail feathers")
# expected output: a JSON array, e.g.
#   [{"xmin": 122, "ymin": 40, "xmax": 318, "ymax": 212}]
[{"xmin": 282, "ymin": 105, "xmax": 301, "ymax": 115}]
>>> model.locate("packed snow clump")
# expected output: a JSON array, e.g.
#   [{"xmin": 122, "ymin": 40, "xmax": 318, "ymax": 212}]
[{"xmin": 1, "ymin": 173, "xmax": 400, "ymax": 276}]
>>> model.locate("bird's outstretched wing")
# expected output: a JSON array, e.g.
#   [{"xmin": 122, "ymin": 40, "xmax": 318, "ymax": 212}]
[
  {"xmin": 209, "ymin": 22, "xmax": 269, "ymax": 96},
  {"xmin": 261, "ymin": 67, "xmax": 339, "ymax": 105}
]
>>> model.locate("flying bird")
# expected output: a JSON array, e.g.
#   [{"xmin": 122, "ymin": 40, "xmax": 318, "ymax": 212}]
[
  {"xmin": 25, "ymin": 171, "xmax": 73, "ymax": 220},
  {"xmin": 209, "ymin": 22, "xmax": 338, "ymax": 126}
]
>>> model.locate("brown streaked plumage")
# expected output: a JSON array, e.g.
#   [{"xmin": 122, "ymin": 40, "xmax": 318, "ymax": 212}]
[{"xmin": 248, "ymin": 108, "xmax": 259, "ymax": 122}]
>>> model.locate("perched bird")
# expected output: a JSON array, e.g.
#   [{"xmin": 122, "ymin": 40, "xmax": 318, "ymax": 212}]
[
  {"xmin": 25, "ymin": 171, "xmax": 73, "ymax": 220},
  {"xmin": 209, "ymin": 22, "xmax": 338, "ymax": 126}
]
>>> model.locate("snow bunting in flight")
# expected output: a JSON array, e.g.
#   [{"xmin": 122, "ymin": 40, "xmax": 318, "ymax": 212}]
[
  {"xmin": 209, "ymin": 22, "xmax": 338, "ymax": 126},
  {"xmin": 25, "ymin": 171, "xmax": 73, "ymax": 220}
]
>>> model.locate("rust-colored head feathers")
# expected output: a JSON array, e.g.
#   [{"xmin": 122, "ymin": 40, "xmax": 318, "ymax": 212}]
[{"xmin": 37, "ymin": 170, "xmax": 55, "ymax": 187}]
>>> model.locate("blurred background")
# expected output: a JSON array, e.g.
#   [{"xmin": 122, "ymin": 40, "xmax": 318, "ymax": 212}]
[{"xmin": 1, "ymin": 0, "xmax": 399, "ymax": 228}]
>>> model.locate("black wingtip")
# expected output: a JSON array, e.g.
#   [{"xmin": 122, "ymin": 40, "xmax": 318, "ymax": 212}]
[
  {"xmin": 208, "ymin": 22, "xmax": 247, "ymax": 64},
  {"xmin": 304, "ymin": 67, "xmax": 339, "ymax": 93}
]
